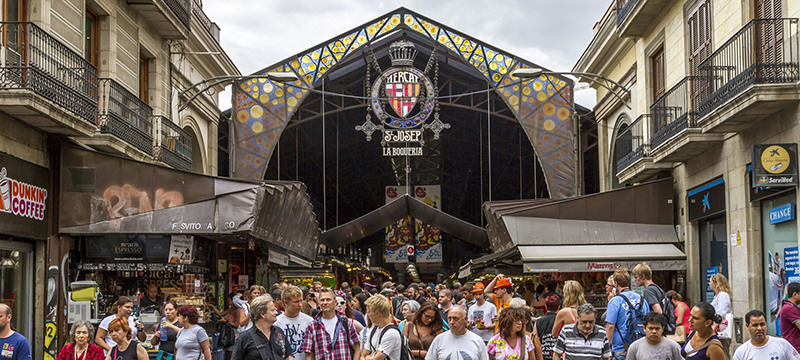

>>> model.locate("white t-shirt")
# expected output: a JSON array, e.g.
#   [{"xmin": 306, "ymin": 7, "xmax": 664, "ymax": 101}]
[
  {"xmin": 711, "ymin": 291, "xmax": 731, "ymax": 317},
  {"xmin": 321, "ymin": 316, "xmax": 338, "ymax": 342},
  {"xmin": 364, "ymin": 325, "xmax": 402, "ymax": 360},
  {"xmin": 241, "ymin": 304, "xmax": 253, "ymax": 331},
  {"xmin": 468, "ymin": 301, "xmax": 497, "ymax": 342},
  {"xmin": 99, "ymin": 315, "xmax": 138, "ymax": 355},
  {"xmin": 275, "ymin": 312, "xmax": 315, "ymax": 360},
  {"xmin": 732, "ymin": 336, "xmax": 800, "ymax": 360},
  {"xmin": 425, "ymin": 330, "xmax": 489, "ymax": 360}
]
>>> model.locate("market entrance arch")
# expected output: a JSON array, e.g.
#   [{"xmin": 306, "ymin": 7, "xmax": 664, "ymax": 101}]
[{"xmin": 228, "ymin": 7, "xmax": 585, "ymax": 275}]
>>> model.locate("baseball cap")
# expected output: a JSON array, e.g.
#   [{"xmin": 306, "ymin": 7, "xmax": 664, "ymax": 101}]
[
  {"xmin": 495, "ymin": 278, "xmax": 513, "ymax": 289},
  {"xmin": 471, "ymin": 283, "xmax": 485, "ymax": 293}
]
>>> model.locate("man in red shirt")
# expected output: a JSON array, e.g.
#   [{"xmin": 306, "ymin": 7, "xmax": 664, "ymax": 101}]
[{"xmin": 780, "ymin": 282, "xmax": 800, "ymax": 352}]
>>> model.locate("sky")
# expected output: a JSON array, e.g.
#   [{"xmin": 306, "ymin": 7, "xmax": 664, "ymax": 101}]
[{"xmin": 202, "ymin": 0, "xmax": 612, "ymax": 109}]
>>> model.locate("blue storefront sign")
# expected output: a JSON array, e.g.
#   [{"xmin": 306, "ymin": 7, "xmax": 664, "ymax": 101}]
[
  {"xmin": 706, "ymin": 266, "xmax": 719, "ymax": 303},
  {"xmin": 769, "ymin": 203, "xmax": 796, "ymax": 224}
]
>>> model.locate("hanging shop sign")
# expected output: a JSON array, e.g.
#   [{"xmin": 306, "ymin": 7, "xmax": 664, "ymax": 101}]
[
  {"xmin": 748, "ymin": 166, "xmax": 793, "ymax": 202},
  {"xmin": 524, "ymin": 260, "xmax": 686, "ymax": 273},
  {"xmin": 688, "ymin": 177, "xmax": 726, "ymax": 222},
  {"xmin": 356, "ymin": 40, "xmax": 450, "ymax": 157},
  {"xmin": 269, "ymin": 250, "xmax": 289, "ymax": 266},
  {"xmin": 769, "ymin": 203, "xmax": 796, "ymax": 225},
  {"xmin": 168, "ymin": 235, "xmax": 194, "ymax": 264},
  {"xmin": 752, "ymin": 144, "xmax": 798, "ymax": 187},
  {"xmin": 0, "ymin": 153, "xmax": 49, "ymax": 239}
]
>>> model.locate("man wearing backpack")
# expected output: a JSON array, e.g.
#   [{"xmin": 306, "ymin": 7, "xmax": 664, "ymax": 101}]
[
  {"xmin": 632, "ymin": 263, "xmax": 676, "ymax": 335},
  {"xmin": 606, "ymin": 268, "xmax": 649, "ymax": 360},
  {"xmin": 363, "ymin": 295, "xmax": 403, "ymax": 360}
]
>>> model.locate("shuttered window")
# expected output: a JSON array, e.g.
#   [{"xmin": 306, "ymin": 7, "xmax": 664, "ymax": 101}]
[
  {"xmin": 755, "ymin": 0, "xmax": 783, "ymax": 75},
  {"xmin": 651, "ymin": 46, "xmax": 665, "ymax": 101},
  {"xmin": 687, "ymin": 0, "xmax": 711, "ymax": 75}
]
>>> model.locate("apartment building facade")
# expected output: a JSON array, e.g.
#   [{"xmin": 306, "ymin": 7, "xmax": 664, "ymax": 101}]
[
  {"xmin": 0, "ymin": 0, "xmax": 237, "ymax": 357},
  {"xmin": 575, "ymin": 0, "xmax": 800, "ymax": 347}
]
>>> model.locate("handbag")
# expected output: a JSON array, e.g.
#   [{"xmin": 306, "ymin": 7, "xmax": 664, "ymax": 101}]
[
  {"xmin": 218, "ymin": 322, "xmax": 236, "ymax": 348},
  {"xmin": 666, "ymin": 325, "xmax": 686, "ymax": 344},
  {"xmin": 717, "ymin": 313, "xmax": 734, "ymax": 339}
]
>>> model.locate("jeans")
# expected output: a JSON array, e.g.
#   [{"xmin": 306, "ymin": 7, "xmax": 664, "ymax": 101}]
[{"xmin": 613, "ymin": 351, "xmax": 627, "ymax": 360}]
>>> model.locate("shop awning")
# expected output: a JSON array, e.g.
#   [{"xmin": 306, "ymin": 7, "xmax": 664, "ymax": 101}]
[
  {"xmin": 321, "ymin": 194, "xmax": 488, "ymax": 249},
  {"xmin": 58, "ymin": 146, "xmax": 321, "ymax": 260},
  {"xmin": 463, "ymin": 178, "xmax": 685, "ymax": 274}
]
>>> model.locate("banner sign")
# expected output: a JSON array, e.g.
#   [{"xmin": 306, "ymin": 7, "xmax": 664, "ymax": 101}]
[
  {"xmin": 385, "ymin": 186, "xmax": 411, "ymax": 263},
  {"xmin": 752, "ymin": 144, "xmax": 798, "ymax": 187},
  {"xmin": 414, "ymin": 185, "xmax": 442, "ymax": 263},
  {"xmin": 786, "ymin": 247, "xmax": 800, "ymax": 284}
]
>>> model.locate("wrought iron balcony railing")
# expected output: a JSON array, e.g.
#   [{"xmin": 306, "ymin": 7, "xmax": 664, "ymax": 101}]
[
  {"xmin": 191, "ymin": 0, "xmax": 220, "ymax": 42},
  {"xmin": 616, "ymin": 0, "xmax": 638, "ymax": 27},
  {"xmin": 98, "ymin": 78, "xmax": 154, "ymax": 155},
  {"xmin": 649, "ymin": 76, "xmax": 703, "ymax": 150},
  {"xmin": 697, "ymin": 18, "xmax": 800, "ymax": 118},
  {"xmin": 154, "ymin": 115, "xmax": 192, "ymax": 171},
  {"xmin": 164, "ymin": 0, "xmax": 191, "ymax": 29},
  {"xmin": 615, "ymin": 114, "xmax": 650, "ymax": 172},
  {"xmin": 0, "ymin": 22, "xmax": 98, "ymax": 124}
]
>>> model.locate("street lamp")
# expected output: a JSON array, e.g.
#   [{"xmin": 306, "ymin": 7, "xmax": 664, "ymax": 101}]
[
  {"xmin": 266, "ymin": 71, "xmax": 300, "ymax": 83},
  {"xmin": 511, "ymin": 68, "xmax": 631, "ymax": 109}
]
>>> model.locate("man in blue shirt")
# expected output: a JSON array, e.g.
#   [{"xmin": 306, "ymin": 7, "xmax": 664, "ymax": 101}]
[
  {"xmin": 0, "ymin": 304, "xmax": 31, "ymax": 360},
  {"xmin": 605, "ymin": 268, "xmax": 649, "ymax": 360}
]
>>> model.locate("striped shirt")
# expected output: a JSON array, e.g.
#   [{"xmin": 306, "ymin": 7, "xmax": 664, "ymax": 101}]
[{"xmin": 553, "ymin": 323, "xmax": 611, "ymax": 360}]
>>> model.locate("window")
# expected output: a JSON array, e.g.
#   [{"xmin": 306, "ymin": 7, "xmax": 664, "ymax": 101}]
[
  {"xmin": 3, "ymin": 0, "xmax": 26, "ymax": 21},
  {"xmin": 85, "ymin": 9, "xmax": 98, "ymax": 68},
  {"xmin": 0, "ymin": 241, "xmax": 34, "ymax": 341},
  {"xmin": 650, "ymin": 46, "xmax": 665, "ymax": 102},
  {"xmin": 688, "ymin": 1, "xmax": 711, "ymax": 75},
  {"xmin": 139, "ymin": 55, "xmax": 149, "ymax": 104}
]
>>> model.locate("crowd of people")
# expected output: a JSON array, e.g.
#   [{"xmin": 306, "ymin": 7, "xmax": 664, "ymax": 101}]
[{"xmin": 5, "ymin": 263, "xmax": 800, "ymax": 359}]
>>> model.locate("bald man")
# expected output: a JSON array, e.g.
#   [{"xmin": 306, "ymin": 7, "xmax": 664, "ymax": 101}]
[{"xmin": 0, "ymin": 304, "xmax": 31, "ymax": 360}]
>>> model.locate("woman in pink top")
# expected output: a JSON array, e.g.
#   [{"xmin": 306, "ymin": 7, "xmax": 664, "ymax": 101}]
[{"xmin": 668, "ymin": 290, "xmax": 691, "ymax": 334}]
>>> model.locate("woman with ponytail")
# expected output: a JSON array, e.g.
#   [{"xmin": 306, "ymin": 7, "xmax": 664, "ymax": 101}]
[{"xmin": 681, "ymin": 302, "xmax": 726, "ymax": 360}]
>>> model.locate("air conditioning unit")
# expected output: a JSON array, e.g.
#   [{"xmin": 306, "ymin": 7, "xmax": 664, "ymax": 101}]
[{"xmin": 67, "ymin": 298, "xmax": 93, "ymax": 323}]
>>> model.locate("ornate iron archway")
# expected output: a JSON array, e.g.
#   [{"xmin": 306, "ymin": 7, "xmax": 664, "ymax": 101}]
[{"xmin": 230, "ymin": 7, "xmax": 578, "ymax": 198}]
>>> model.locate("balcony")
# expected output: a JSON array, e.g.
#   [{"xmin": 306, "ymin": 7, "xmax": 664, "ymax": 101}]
[
  {"xmin": 154, "ymin": 115, "xmax": 192, "ymax": 171},
  {"xmin": 616, "ymin": 0, "xmax": 672, "ymax": 37},
  {"xmin": 93, "ymin": 78, "xmax": 154, "ymax": 158},
  {"xmin": 649, "ymin": 76, "xmax": 724, "ymax": 163},
  {"xmin": 0, "ymin": 22, "xmax": 98, "ymax": 136},
  {"xmin": 191, "ymin": 0, "xmax": 220, "ymax": 43},
  {"xmin": 127, "ymin": 0, "xmax": 190, "ymax": 39},
  {"xmin": 697, "ymin": 18, "xmax": 800, "ymax": 132},
  {"xmin": 615, "ymin": 114, "xmax": 671, "ymax": 184}
]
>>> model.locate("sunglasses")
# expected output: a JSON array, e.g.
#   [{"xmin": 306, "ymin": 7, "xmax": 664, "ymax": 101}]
[{"xmin": 337, "ymin": 300, "xmax": 347, "ymax": 306}]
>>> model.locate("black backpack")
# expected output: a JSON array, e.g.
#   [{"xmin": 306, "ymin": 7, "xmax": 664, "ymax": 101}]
[
  {"xmin": 368, "ymin": 324, "xmax": 414, "ymax": 360},
  {"xmin": 655, "ymin": 285, "xmax": 677, "ymax": 335}
]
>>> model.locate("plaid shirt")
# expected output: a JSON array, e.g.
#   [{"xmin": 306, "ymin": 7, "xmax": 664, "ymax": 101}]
[{"xmin": 300, "ymin": 311, "xmax": 360, "ymax": 360}]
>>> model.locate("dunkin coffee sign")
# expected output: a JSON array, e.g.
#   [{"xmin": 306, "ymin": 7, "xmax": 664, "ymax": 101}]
[
  {"xmin": 0, "ymin": 167, "xmax": 47, "ymax": 220},
  {"xmin": 0, "ymin": 153, "xmax": 49, "ymax": 239}
]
